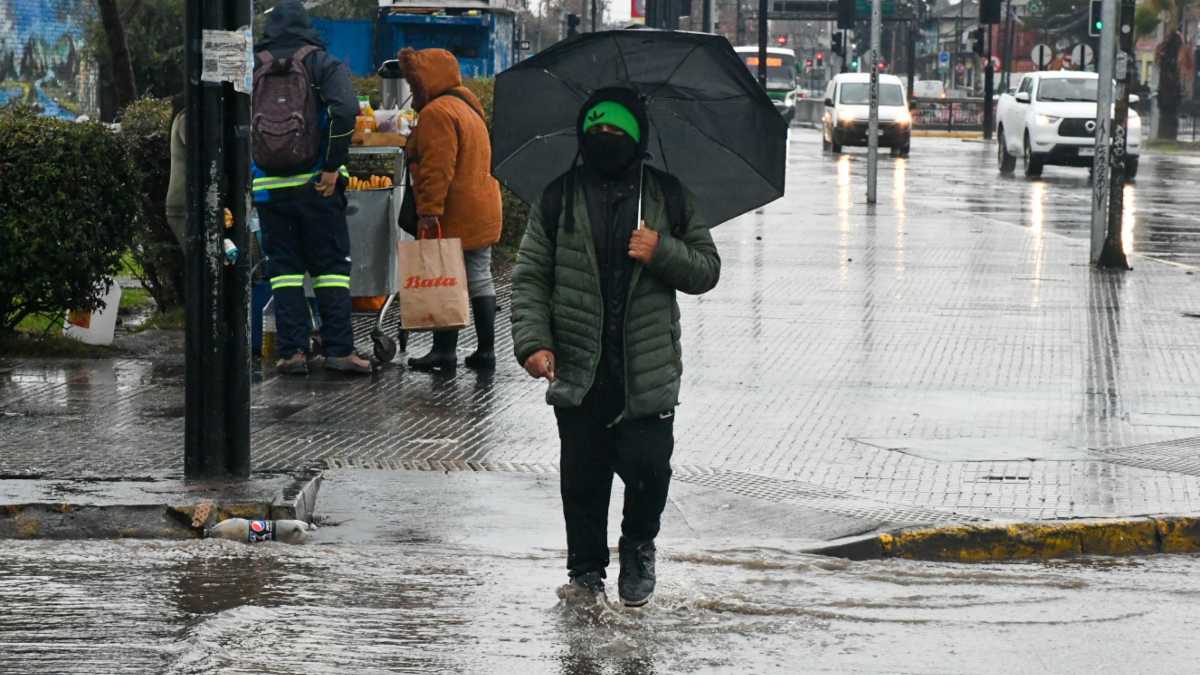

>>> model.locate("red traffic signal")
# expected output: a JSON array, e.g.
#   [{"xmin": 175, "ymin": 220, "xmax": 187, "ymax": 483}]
[
  {"xmin": 816, "ymin": 51, "xmax": 825, "ymax": 64},
  {"xmin": 805, "ymin": 58, "xmax": 814, "ymax": 68},
  {"xmin": 776, "ymin": 35, "xmax": 788, "ymax": 46}
]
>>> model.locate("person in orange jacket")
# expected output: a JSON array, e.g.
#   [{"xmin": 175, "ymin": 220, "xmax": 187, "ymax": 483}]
[{"xmin": 400, "ymin": 47, "xmax": 503, "ymax": 371}]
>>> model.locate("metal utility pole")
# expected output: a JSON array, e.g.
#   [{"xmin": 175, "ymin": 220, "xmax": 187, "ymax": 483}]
[
  {"xmin": 1089, "ymin": 0, "xmax": 1120, "ymax": 266},
  {"xmin": 184, "ymin": 0, "xmax": 252, "ymax": 479},
  {"xmin": 953, "ymin": 0, "xmax": 963, "ymax": 89},
  {"xmin": 757, "ymin": 0, "xmax": 768, "ymax": 86},
  {"xmin": 1000, "ymin": 0, "xmax": 1013, "ymax": 91},
  {"xmin": 703, "ymin": 0, "xmax": 714, "ymax": 32},
  {"xmin": 591, "ymin": 0, "xmax": 597, "ymax": 31},
  {"xmin": 983, "ymin": 28, "xmax": 995, "ymax": 139},
  {"xmin": 906, "ymin": 18, "xmax": 916, "ymax": 100},
  {"xmin": 867, "ymin": 0, "xmax": 881, "ymax": 203},
  {"xmin": 1093, "ymin": 0, "xmax": 1134, "ymax": 268}
]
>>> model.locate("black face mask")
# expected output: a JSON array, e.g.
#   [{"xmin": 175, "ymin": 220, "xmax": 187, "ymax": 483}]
[{"xmin": 581, "ymin": 132, "xmax": 640, "ymax": 178}]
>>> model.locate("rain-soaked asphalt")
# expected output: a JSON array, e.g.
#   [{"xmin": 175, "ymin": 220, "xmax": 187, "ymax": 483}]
[
  {"xmin": 2, "ymin": 518, "xmax": 1199, "ymax": 673},
  {"xmin": 7, "ymin": 130, "xmax": 1200, "ymax": 673}
]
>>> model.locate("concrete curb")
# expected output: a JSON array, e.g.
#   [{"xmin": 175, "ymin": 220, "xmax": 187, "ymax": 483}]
[
  {"xmin": 805, "ymin": 516, "xmax": 1200, "ymax": 562},
  {"xmin": 0, "ymin": 471, "xmax": 323, "ymax": 540}
]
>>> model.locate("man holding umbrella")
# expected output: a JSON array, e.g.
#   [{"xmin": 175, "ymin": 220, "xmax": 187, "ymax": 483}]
[
  {"xmin": 498, "ymin": 29, "xmax": 785, "ymax": 606},
  {"xmin": 511, "ymin": 88, "xmax": 721, "ymax": 607}
]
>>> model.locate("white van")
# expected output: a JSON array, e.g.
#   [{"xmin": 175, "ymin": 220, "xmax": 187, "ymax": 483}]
[{"xmin": 821, "ymin": 73, "xmax": 912, "ymax": 156}]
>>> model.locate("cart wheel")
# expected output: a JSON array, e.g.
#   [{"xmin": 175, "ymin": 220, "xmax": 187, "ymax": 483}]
[
  {"xmin": 372, "ymin": 330, "xmax": 397, "ymax": 363},
  {"xmin": 398, "ymin": 328, "xmax": 409, "ymax": 353}
]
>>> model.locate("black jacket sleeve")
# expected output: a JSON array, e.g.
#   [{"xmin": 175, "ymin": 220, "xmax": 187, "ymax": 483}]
[{"xmin": 309, "ymin": 51, "xmax": 357, "ymax": 172}]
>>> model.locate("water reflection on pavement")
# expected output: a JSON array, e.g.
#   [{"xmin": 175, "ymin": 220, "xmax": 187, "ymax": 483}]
[{"xmin": 1, "ymin": 537, "xmax": 1198, "ymax": 674}]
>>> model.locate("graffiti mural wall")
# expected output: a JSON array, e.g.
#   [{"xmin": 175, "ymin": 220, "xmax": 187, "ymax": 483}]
[{"xmin": 0, "ymin": 0, "xmax": 97, "ymax": 119}]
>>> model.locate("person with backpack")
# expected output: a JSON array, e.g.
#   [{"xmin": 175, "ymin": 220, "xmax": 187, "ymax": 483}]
[
  {"xmin": 510, "ymin": 88, "xmax": 721, "ymax": 607},
  {"xmin": 398, "ymin": 47, "xmax": 503, "ymax": 372},
  {"xmin": 251, "ymin": 0, "xmax": 371, "ymax": 375}
]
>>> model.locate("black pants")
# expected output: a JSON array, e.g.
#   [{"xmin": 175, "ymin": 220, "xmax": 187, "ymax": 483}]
[
  {"xmin": 258, "ymin": 188, "xmax": 354, "ymax": 358},
  {"xmin": 555, "ymin": 387, "xmax": 674, "ymax": 578}
]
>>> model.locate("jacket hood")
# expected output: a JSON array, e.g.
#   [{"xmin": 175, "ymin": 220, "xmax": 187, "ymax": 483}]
[
  {"xmin": 577, "ymin": 87, "xmax": 649, "ymax": 158},
  {"xmin": 258, "ymin": 0, "xmax": 326, "ymax": 51},
  {"xmin": 400, "ymin": 48, "xmax": 464, "ymax": 109}
]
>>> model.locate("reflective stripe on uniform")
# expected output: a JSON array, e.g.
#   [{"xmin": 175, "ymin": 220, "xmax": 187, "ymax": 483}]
[
  {"xmin": 270, "ymin": 274, "xmax": 305, "ymax": 290},
  {"xmin": 253, "ymin": 166, "xmax": 350, "ymax": 192},
  {"xmin": 312, "ymin": 274, "xmax": 351, "ymax": 289}
]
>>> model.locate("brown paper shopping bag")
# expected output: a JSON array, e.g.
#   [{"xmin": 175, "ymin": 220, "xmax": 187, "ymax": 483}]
[{"xmin": 396, "ymin": 237, "xmax": 471, "ymax": 330}]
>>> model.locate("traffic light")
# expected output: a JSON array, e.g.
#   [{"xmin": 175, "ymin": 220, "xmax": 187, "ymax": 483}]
[
  {"xmin": 816, "ymin": 51, "xmax": 825, "ymax": 67},
  {"xmin": 979, "ymin": 0, "xmax": 1002, "ymax": 24},
  {"xmin": 1089, "ymin": 0, "xmax": 1103, "ymax": 36},
  {"xmin": 971, "ymin": 28, "xmax": 984, "ymax": 57},
  {"xmin": 837, "ymin": 0, "xmax": 856, "ymax": 30},
  {"xmin": 850, "ymin": 50, "xmax": 860, "ymax": 71},
  {"xmin": 776, "ymin": 35, "xmax": 788, "ymax": 46},
  {"xmin": 566, "ymin": 13, "xmax": 580, "ymax": 37},
  {"xmin": 805, "ymin": 58, "xmax": 814, "ymax": 70},
  {"xmin": 831, "ymin": 33, "xmax": 844, "ymax": 56}
]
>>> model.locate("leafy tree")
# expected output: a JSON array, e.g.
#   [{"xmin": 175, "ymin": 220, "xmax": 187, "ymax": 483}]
[
  {"xmin": 95, "ymin": 0, "xmax": 137, "ymax": 112},
  {"xmin": 84, "ymin": 0, "xmax": 185, "ymax": 119}
]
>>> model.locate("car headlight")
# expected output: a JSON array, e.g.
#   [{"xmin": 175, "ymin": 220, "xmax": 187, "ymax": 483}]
[
  {"xmin": 838, "ymin": 110, "xmax": 857, "ymax": 124},
  {"xmin": 1037, "ymin": 114, "xmax": 1061, "ymax": 127},
  {"xmin": 895, "ymin": 109, "xmax": 912, "ymax": 125}
]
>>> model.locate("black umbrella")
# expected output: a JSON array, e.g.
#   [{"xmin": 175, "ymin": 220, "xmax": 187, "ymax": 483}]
[{"xmin": 492, "ymin": 29, "xmax": 787, "ymax": 227}]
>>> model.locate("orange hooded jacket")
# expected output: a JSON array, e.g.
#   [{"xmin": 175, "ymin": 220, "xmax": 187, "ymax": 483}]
[{"xmin": 401, "ymin": 48, "xmax": 502, "ymax": 251}]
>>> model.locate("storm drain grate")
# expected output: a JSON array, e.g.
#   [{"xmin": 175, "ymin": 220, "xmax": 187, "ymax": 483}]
[
  {"xmin": 1093, "ymin": 435, "xmax": 1200, "ymax": 477},
  {"xmin": 323, "ymin": 458, "xmax": 986, "ymax": 525}
]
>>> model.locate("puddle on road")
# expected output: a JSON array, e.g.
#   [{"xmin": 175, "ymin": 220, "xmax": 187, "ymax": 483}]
[{"xmin": 1, "ymin": 540, "xmax": 1198, "ymax": 674}]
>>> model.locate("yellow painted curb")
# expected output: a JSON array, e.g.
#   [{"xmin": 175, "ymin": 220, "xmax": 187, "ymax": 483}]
[
  {"xmin": 816, "ymin": 516, "xmax": 1200, "ymax": 562},
  {"xmin": 912, "ymin": 130, "xmax": 983, "ymax": 139}
]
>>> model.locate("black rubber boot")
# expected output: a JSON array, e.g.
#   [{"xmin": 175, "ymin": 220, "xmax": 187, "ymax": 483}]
[
  {"xmin": 618, "ymin": 537, "xmax": 657, "ymax": 607},
  {"xmin": 464, "ymin": 296, "xmax": 497, "ymax": 370},
  {"xmin": 407, "ymin": 330, "xmax": 458, "ymax": 372}
]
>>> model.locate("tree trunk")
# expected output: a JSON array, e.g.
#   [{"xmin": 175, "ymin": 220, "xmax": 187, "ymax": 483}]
[
  {"xmin": 1157, "ymin": 30, "xmax": 1183, "ymax": 140},
  {"xmin": 96, "ymin": 0, "xmax": 136, "ymax": 117}
]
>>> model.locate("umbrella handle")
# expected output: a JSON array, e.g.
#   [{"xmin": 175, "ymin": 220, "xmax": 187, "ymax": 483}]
[{"xmin": 636, "ymin": 163, "xmax": 644, "ymax": 230}]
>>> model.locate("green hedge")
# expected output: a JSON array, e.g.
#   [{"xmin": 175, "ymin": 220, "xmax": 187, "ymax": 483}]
[{"xmin": 0, "ymin": 106, "xmax": 141, "ymax": 334}]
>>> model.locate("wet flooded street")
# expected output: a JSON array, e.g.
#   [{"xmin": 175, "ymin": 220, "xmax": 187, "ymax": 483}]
[
  {"xmin": 7, "ymin": 128, "xmax": 1200, "ymax": 673},
  {"xmin": 2, "ymin": 535, "xmax": 1199, "ymax": 673}
]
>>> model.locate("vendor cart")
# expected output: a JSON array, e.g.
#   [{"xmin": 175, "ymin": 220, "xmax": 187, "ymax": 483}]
[{"xmin": 345, "ymin": 144, "xmax": 408, "ymax": 363}]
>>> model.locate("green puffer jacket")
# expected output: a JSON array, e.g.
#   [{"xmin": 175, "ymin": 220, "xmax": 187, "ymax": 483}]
[{"xmin": 511, "ymin": 169, "xmax": 721, "ymax": 420}]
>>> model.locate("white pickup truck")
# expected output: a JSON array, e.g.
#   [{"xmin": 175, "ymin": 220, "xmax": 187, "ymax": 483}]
[{"xmin": 995, "ymin": 71, "xmax": 1141, "ymax": 179}]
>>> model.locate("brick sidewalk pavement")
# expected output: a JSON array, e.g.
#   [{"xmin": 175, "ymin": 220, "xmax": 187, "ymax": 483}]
[{"xmin": 5, "ymin": 133, "xmax": 1200, "ymax": 532}]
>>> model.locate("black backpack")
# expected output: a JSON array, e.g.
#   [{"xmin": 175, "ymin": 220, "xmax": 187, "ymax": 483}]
[
  {"xmin": 252, "ymin": 45, "xmax": 321, "ymax": 175},
  {"xmin": 538, "ymin": 167, "xmax": 688, "ymax": 248}
]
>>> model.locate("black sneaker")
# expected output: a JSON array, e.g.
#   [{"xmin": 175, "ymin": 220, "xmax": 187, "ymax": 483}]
[
  {"xmin": 558, "ymin": 570, "xmax": 606, "ymax": 603},
  {"xmin": 618, "ymin": 537, "xmax": 656, "ymax": 607},
  {"xmin": 570, "ymin": 570, "xmax": 605, "ymax": 594}
]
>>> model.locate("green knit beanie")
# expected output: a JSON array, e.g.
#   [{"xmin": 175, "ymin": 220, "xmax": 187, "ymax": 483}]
[{"xmin": 581, "ymin": 101, "xmax": 641, "ymax": 142}]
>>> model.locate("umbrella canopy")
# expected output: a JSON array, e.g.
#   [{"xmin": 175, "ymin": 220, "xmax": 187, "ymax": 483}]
[{"xmin": 492, "ymin": 29, "xmax": 787, "ymax": 227}]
